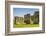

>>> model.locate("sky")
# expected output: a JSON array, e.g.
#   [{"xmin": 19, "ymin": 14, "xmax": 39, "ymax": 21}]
[{"xmin": 13, "ymin": 8, "xmax": 39, "ymax": 17}]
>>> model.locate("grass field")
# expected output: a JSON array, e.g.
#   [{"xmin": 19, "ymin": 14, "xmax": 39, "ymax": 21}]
[{"xmin": 13, "ymin": 24, "xmax": 39, "ymax": 28}]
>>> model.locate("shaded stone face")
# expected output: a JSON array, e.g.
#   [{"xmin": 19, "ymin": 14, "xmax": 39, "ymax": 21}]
[
  {"xmin": 24, "ymin": 14, "xmax": 30, "ymax": 24},
  {"xmin": 33, "ymin": 11, "xmax": 39, "ymax": 24},
  {"xmin": 24, "ymin": 14, "xmax": 33, "ymax": 24}
]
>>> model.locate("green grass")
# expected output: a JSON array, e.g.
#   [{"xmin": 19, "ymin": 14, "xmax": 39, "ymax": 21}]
[{"xmin": 13, "ymin": 24, "xmax": 39, "ymax": 28}]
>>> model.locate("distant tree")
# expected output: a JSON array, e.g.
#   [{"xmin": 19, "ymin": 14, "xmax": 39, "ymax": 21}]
[{"xmin": 14, "ymin": 17, "xmax": 16, "ymax": 25}]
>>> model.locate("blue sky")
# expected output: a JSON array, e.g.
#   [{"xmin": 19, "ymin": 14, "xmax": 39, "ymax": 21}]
[{"xmin": 13, "ymin": 8, "xmax": 39, "ymax": 17}]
